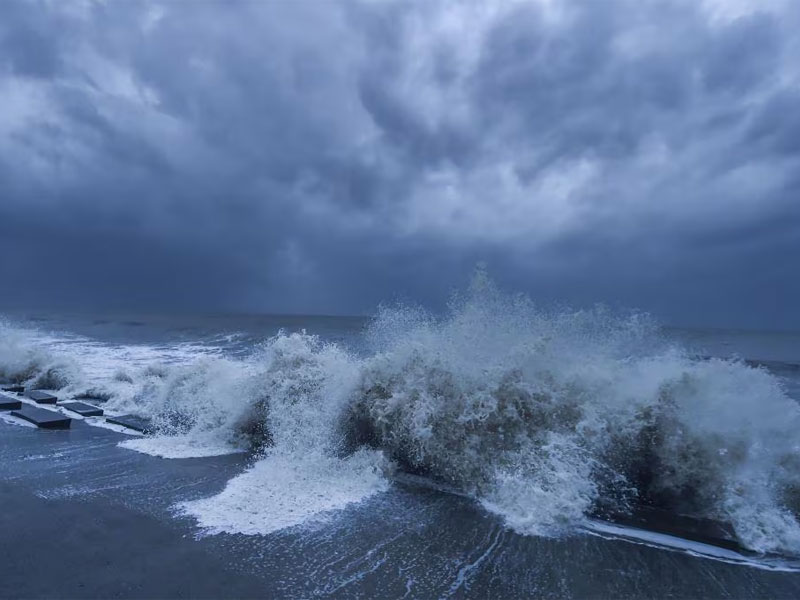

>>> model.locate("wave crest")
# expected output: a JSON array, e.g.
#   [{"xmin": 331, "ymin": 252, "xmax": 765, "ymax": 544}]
[{"xmin": 341, "ymin": 278, "xmax": 800, "ymax": 553}]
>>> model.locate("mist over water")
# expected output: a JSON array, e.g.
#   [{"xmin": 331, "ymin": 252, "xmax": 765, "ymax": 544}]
[{"xmin": 2, "ymin": 274, "xmax": 800, "ymax": 556}]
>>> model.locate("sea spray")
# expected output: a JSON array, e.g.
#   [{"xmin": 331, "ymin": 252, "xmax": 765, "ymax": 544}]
[
  {"xmin": 341, "ymin": 275, "xmax": 800, "ymax": 553},
  {"xmin": 0, "ymin": 319, "xmax": 83, "ymax": 387},
  {"xmin": 178, "ymin": 331, "xmax": 390, "ymax": 534}
]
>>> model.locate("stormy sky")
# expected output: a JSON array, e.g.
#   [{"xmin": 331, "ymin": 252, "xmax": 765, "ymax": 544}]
[{"xmin": 1, "ymin": 0, "xmax": 799, "ymax": 329}]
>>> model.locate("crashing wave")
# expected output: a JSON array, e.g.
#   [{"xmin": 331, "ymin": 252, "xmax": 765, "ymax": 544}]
[
  {"xmin": 2, "ymin": 276, "xmax": 800, "ymax": 554},
  {"xmin": 340, "ymin": 274, "xmax": 800, "ymax": 554},
  {"xmin": 0, "ymin": 320, "xmax": 83, "ymax": 390}
]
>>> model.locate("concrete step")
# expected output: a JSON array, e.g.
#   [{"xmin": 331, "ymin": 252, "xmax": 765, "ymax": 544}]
[
  {"xmin": 106, "ymin": 415, "xmax": 154, "ymax": 434},
  {"xmin": 11, "ymin": 406, "xmax": 71, "ymax": 429},
  {"xmin": 26, "ymin": 391, "xmax": 58, "ymax": 405},
  {"xmin": 0, "ymin": 395, "xmax": 23, "ymax": 410},
  {"xmin": 1, "ymin": 384, "xmax": 24, "ymax": 393},
  {"xmin": 60, "ymin": 401, "xmax": 104, "ymax": 417}
]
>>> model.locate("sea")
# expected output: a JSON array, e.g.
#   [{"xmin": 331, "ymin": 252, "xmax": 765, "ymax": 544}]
[{"xmin": 1, "ymin": 281, "xmax": 800, "ymax": 597}]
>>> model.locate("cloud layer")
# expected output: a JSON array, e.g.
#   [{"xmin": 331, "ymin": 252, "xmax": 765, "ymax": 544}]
[{"xmin": 1, "ymin": 0, "xmax": 799, "ymax": 328}]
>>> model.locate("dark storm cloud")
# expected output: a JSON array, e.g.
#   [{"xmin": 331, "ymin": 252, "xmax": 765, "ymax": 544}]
[
  {"xmin": 1, "ymin": 0, "xmax": 799, "ymax": 328},
  {"xmin": 0, "ymin": 0, "xmax": 64, "ymax": 78}
]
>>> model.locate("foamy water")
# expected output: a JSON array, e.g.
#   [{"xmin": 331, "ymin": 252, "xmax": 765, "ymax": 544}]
[
  {"xmin": 2, "ymin": 278, "xmax": 800, "ymax": 556},
  {"xmin": 179, "ymin": 450, "xmax": 389, "ymax": 535}
]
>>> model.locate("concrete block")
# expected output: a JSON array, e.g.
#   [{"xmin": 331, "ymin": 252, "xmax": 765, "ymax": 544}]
[
  {"xmin": 60, "ymin": 401, "xmax": 104, "ymax": 417},
  {"xmin": 0, "ymin": 395, "xmax": 22, "ymax": 410},
  {"xmin": 11, "ymin": 407, "xmax": 71, "ymax": 429},
  {"xmin": 27, "ymin": 391, "xmax": 58, "ymax": 405},
  {"xmin": 106, "ymin": 415, "xmax": 154, "ymax": 434}
]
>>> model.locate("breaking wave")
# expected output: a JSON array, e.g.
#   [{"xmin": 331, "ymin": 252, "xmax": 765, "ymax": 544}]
[{"xmin": 2, "ymin": 274, "xmax": 800, "ymax": 555}]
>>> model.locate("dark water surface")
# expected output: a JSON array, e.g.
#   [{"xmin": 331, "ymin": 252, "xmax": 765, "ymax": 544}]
[{"xmin": 1, "ymin": 421, "xmax": 798, "ymax": 599}]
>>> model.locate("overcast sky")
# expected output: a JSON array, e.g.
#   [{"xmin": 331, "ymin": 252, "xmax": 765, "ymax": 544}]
[{"xmin": 1, "ymin": 0, "xmax": 799, "ymax": 328}]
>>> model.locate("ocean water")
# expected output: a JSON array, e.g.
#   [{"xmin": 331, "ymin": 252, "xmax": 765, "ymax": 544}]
[{"xmin": 2, "ymin": 278, "xmax": 800, "ymax": 582}]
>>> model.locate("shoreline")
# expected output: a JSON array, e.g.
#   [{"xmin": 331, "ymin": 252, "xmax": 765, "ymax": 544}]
[{"xmin": 1, "ymin": 420, "xmax": 799, "ymax": 598}]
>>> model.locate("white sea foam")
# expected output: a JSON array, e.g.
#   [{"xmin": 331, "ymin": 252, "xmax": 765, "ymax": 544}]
[
  {"xmin": 120, "ymin": 433, "xmax": 245, "ymax": 459},
  {"xmin": 179, "ymin": 450, "xmax": 388, "ymax": 535}
]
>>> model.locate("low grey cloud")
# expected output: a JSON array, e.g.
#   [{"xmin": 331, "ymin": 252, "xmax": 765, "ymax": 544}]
[{"xmin": 0, "ymin": 0, "xmax": 798, "ymax": 328}]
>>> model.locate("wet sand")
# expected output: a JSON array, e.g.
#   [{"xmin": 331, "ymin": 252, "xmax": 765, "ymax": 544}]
[{"xmin": 0, "ymin": 484, "xmax": 268, "ymax": 599}]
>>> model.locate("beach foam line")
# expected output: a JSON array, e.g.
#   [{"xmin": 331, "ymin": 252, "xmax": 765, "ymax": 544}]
[
  {"xmin": 120, "ymin": 434, "xmax": 245, "ymax": 459},
  {"xmin": 584, "ymin": 520, "xmax": 800, "ymax": 572}
]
